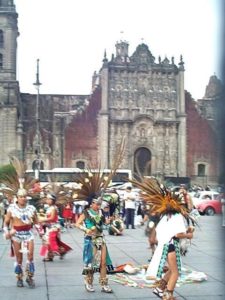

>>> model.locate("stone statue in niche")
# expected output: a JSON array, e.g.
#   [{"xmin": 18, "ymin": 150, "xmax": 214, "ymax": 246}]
[
  {"xmin": 128, "ymin": 97, "xmax": 133, "ymax": 107},
  {"xmin": 25, "ymin": 136, "xmax": 33, "ymax": 152},
  {"xmin": 139, "ymin": 94, "xmax": 147, "ymax": 111},
  {"xmin": 157, "ymin": 138, "xmax": 164, "ymax": 150},
  {"xmin": 53, "ymin": 150, "xmax": 60, "ymax": 158},
  {"xmin": 117, "ymin": 126, "xmax": 123, "ymax": 139},
  {"xmin": 157, "ymin": 156, "xmax": 163, "ymax": 169},
  {"xmin": 140, "ymin": 128, "xmax": 146, "ymax": 137},
  {"xmin": 170, "ymin": 155, "xmax": 176, "ymax": 171},
  {"xmin": 164, "ymin": 162, "xmax": 170, "ymax": 171}
]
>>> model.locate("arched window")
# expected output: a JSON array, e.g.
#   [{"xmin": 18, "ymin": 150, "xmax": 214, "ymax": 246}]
[
  {"xmin": 0, "ymin": 53, "xmax": 3, "ymax": 68},
  {"xmin": 0, "ymin": 30, "xmax": 3, "ymax": 48},
  {"xmin": 76, "ymin": 160, "xmax": 85, "ymax": 169},
  {"xmin": 32, "ymin": 159, "xmax": 44, "ymax": 171},
  {"xmin": 198, "ymin": 164, "xmax": 206, "ymax": 176}
]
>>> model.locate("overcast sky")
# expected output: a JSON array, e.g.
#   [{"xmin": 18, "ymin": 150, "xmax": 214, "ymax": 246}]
[{"xmin": 14, "ymin": 0, "xmax": 222, "ymax": 100}]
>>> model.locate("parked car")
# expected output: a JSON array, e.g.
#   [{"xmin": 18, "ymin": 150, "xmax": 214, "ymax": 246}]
[
  {"xmin": 192, "ymin": 191, "xmax": 219, "ymax": 207},
  {"xmin": 195, "ymin": 195, "xmax": 222, "ymax": 216}
]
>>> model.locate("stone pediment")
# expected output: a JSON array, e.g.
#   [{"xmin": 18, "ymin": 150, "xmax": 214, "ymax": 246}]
[
  {"xmin": 130, "ymin": 43, "xmax": 155, "ymax": 65},
  {"xmin": 134, "ymin": 114, "xmax": 154, "ymax": 124}
]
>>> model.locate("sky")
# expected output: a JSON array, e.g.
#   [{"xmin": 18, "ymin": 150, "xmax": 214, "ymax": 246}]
[{"xmin": 14, "ymin": 0, "xmax": 222, "ymax": 100}]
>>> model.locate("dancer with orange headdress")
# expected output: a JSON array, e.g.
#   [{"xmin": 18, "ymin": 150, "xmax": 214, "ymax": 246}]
[{"xmin": 130, "ymin": 177, "xmax": 196, "ymax": 300}]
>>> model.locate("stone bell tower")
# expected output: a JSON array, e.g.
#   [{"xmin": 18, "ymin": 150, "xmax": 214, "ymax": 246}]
[{"xmin": 0, "ymin": 0, "xmax": 22, "ymax": 165}]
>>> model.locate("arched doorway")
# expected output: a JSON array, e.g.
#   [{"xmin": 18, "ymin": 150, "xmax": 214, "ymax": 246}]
[{"xmin": 134, "ymin": 147, "xmax": 151, "ymax": 177}]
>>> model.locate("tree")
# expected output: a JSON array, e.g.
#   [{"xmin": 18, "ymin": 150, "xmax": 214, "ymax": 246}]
[{"xmin": 0, "ymin": 164, "xmax": 16, "ymax": 182}]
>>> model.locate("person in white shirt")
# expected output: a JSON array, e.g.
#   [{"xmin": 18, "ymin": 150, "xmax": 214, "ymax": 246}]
[{"xmin": 123, "ymin": 186, "xmax": 136, "ymax": 229}]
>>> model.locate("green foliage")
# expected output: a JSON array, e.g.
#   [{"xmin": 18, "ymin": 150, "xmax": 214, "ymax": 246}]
[{"xmin": 0, "ymin": 164, "xmax": 16, "ymax": 181}]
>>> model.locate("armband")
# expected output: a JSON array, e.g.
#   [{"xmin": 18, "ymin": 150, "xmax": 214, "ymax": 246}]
[{"xmin": 78, "ymin": 225, "xmax": 87, "ymax": 233}]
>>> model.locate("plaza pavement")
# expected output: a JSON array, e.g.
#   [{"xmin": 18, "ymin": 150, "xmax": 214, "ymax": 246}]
[{"xmin": 0, "ymin": 215, "xmax": 224, "ymax": 300}]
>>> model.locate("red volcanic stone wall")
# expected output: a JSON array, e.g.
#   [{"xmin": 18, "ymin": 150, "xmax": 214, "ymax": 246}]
[
  {"xmin": 65, "ymin": 87, "xmax": 101, "ymax": 167},
  {"xmin": 185, "ymin": 91, "xmax": 219, "ymax": 177}
]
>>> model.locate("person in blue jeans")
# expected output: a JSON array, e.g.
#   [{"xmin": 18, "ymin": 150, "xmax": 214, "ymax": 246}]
[{"xmin": 123, "ymin": 186, "xmax": 136, "ymax": 229}]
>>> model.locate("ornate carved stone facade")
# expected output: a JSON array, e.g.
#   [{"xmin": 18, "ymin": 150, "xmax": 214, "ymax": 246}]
[{"xmin": 97, "ymin": 41, "xmax": 186, "ymax": 178}]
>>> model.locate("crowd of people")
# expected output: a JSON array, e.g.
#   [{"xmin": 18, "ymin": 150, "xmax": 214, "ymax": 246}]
[{"xmin": 0, "ymin": 158, "xmax": 198, "ymax": 300}]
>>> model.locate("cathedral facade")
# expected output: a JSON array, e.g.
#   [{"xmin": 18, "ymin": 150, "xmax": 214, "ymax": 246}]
[{"xmin": 0, "ymin": 1, "xmax": 223, "ymax": 187}]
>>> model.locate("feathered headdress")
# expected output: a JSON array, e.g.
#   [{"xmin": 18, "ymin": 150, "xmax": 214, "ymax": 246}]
[
  {"xmin": 129, "ymin": 176, "xmax": 195, "ymax": 223},
  {"xmin": 38, "ymin": 175, "xmax": 71, "ymax": 206},
  {"xmin": 72, "ymin": 139, "xmax": 125, "ymax": 206},
  {"xmin": 0, "ymin": 156, "xmax": 38, "ymax": 197}
]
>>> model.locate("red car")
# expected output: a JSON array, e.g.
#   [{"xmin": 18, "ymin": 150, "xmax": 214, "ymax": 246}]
[{"xmin": 195, "ymin": 195, "xmax": 222, "ymax": 216}]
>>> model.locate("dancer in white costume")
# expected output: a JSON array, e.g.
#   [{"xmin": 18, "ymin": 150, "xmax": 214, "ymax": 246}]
[
  {"xmin": 147, "ymin": 213, "xmax": 194, "ymax": 299},
  {"xmin": 129, "ymin": 177, "xmax": 195, "ymax": 300}
]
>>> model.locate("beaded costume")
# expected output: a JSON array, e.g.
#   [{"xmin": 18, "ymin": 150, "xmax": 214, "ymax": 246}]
[
  {"xmin": 2, "ymin": 157, "xmax": 39, "ymax": 288},
  {"xmin": 8, "ymin": 203, "xmax": 36, "ymax": 243},
  {"xmin": 82, "ymin": 208, "xmax": 113, "ymax": 274},
  {"xmin": 74, "ymin": 139, "xmax": 125, "ymax": 293}
]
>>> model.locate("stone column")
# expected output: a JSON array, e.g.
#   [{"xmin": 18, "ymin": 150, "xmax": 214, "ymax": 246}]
[
  {"xmin": 52, "ymin": 118, "xmax": 61, "ymax": 167},
  {"xmin": 16, "ymin": 121, "xmax": 24, "ymax": 159},
  {"xmin": 177, "ymin": 61, "xmax": 186, "ymax": 176},
  {"xmin": 0, "ymin": 107, "xmax": 18, "ymax": 164},
  {"xmin": 98, "ymin": 64, "xmax": 109, "ymax": 168}
]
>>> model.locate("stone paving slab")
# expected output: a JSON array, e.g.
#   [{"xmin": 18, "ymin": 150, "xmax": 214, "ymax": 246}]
[{"xmin": 0, "ymin": 215, "xmax": 224, "ymax": 299}]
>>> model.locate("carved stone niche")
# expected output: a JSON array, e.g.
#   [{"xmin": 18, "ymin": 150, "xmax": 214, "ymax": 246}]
[
  {"xmin": 25, "ymin": 137, "xmax": 33, "ymax": 153},
  {"xmin": 53, "ymin": 150, "xmax": 60, "ymax": 157}
]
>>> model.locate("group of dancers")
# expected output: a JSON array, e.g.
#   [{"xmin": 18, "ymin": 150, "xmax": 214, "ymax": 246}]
[
  {"xmin": 1, "ymin": 156, "xmax": 196, "ymax": 300},
  {"xmin": 3, "ymin": 189, "xmax": 73, "ymax": 288}
]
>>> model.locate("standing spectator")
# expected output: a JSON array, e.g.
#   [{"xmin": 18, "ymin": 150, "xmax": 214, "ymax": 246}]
[
  {"xmin": 62, "ymin": 201, "xmax": 73, "ymax": 228},
  {"xmin": 72, "ymin": 201, "xmax": 83, "ymax": 223},
  {"xmin": 31, "ymin": 179, "xmax": 42, "ymax": 193},
  {"xmin": 123, "ymin": 186, "xmax": 136, "ymax": 229},
  {"xmin": 0, "ymin": 196, "xmax": 4, "ymax": 230},
  {"xmin": 1, "ymin": 193, "xmax": 14, "ymax": 231}
]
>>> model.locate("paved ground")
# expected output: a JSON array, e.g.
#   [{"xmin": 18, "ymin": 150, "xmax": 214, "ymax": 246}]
[{"xmin": 0, "ymin": 214, "xmax": 224, "ymax": 300}]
